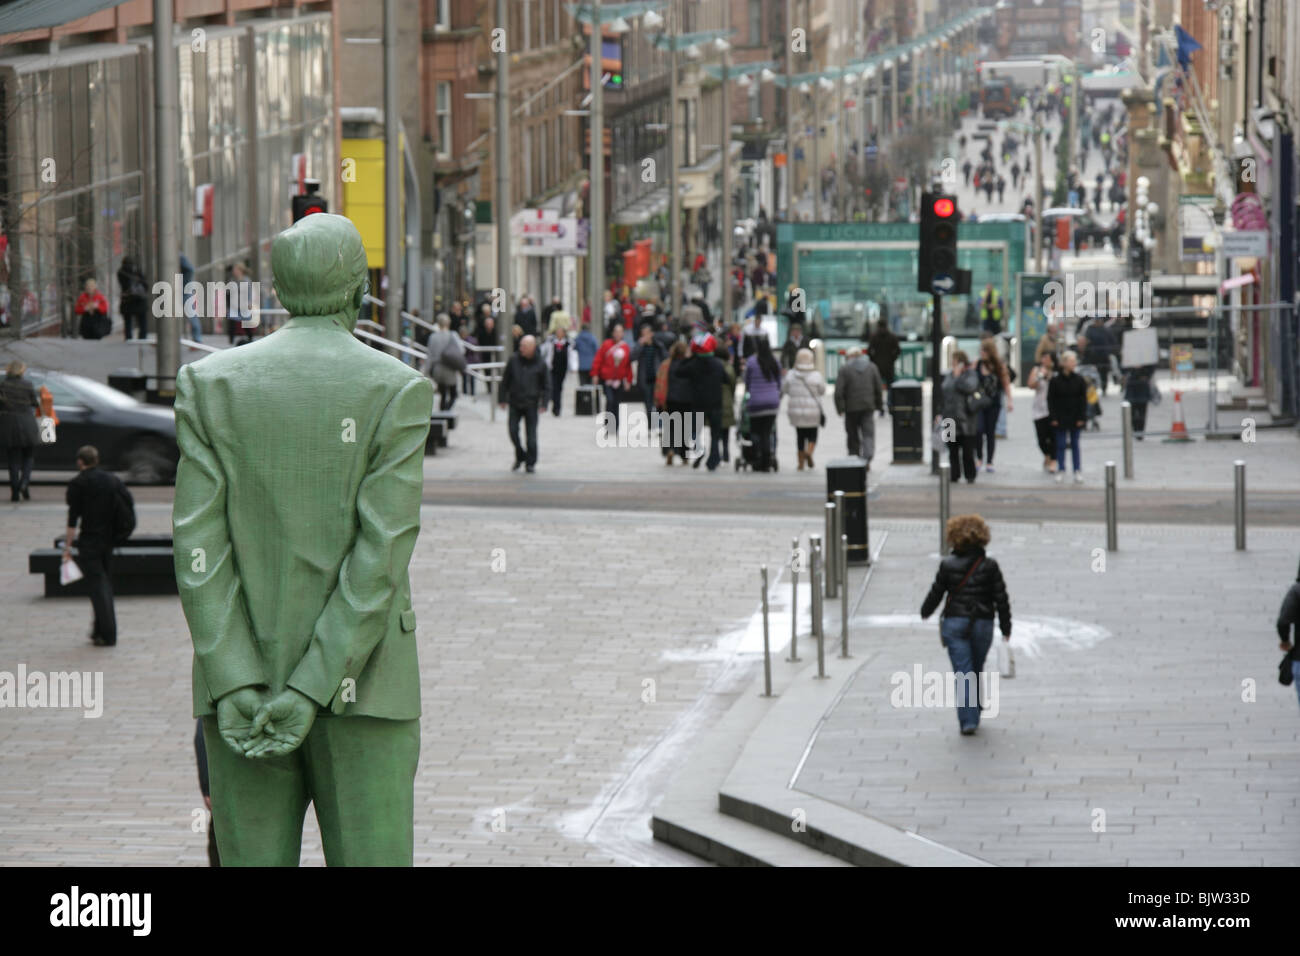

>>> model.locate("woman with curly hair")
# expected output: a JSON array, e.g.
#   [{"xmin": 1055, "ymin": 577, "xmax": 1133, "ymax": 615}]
[{"xmin": 919, "ymin": 514, "xmax": 1012, "ymax": 735}]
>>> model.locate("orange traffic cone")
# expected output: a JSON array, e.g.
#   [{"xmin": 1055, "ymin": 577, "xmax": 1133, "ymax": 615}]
[{"xmin": 1163, "ymin": 389, "xmax": 1193, "ymax": 442}]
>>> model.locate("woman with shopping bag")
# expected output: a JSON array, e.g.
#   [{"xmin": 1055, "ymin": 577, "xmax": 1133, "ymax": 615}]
[{"xmin": 919, "ymin": 514, "xmax": 1013, "ymax": 736}]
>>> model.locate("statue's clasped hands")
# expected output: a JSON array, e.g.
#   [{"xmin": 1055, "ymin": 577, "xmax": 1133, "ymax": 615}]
[{"xmin": 216, "ymin": 686, "xmax": 318, "ymax": 759}]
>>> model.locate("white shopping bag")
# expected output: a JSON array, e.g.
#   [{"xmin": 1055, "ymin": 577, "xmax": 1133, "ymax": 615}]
[
  {"xmin": 997, "ymin": 638, "xmax": 1015, "ymax": 679},
  {"xmin": 60, "ymin": 558, "xmax": 84, "ymax": 586}
]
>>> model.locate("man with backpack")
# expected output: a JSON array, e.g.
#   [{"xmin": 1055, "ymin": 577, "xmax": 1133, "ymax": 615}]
[{"xmin": 63, "ymin": 445, "xmax": 134, "ymax": 647}]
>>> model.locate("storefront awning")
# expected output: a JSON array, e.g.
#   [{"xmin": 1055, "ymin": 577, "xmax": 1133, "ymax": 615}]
[{"xmin": 612, "ymin": 183, "xmax": 689, "ymax": 225}]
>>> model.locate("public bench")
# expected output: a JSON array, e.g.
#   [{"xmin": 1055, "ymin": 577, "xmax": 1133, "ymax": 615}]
[{"xmin": 29, "ymin": 535, "xmax": 177, "ymax": 597}]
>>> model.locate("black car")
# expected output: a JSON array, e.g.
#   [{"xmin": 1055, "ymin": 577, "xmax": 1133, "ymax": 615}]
[{"xmin": 26, "ymin": 369, "xmax": 179, "ymax": 484}]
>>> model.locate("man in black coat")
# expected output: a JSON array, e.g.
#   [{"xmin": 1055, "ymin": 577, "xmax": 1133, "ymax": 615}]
[
  {"xmin": 1047, "ymin": 350, "xmax": 1089, "ymax": 482},
  {"xmin": 540, "ymin": 295, "xmax": 561, "ymax": 333},
  {"xmin": 867, "ymin": 319, "xmax": 901, "ymax": 414},
  {"xmin": 632, "ymin": 323, "xmax": 667, "ymax": 427},
  {"xmin": 780, "ymin": 323, "xmax": 807, "ymax": 370},
  {"xmin": 1078, "ymin": 318, "xmax": 1116, "ymax": 392},
  {"xmin": 514, "ymin": 296, "xmax": 539, "ymax": 338},
  {"xmin": 64, "ymin": 445, "xmax": 130, "ymax": 646},
  {"xmin": 675, "ymin": 333, "xmax": 726, "ymax": 471},
  {"xmin": 499, "ymin": 335, "xmax": 550, "ymax": 472},
  {"xmin": 1, "ymin": 360, "xmax": 40, "ymax": 500},
  {"xmin": 117, "ymin": 256, "xmax": 150, "ymax": 340},
  {"xmin": 1277, "ymin": 558, "xmax": 1300, "ymax": 708}
]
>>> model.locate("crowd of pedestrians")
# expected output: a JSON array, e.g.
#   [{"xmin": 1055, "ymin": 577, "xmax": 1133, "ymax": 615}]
[{"xmin": 428, "ymin": 275, "xmax": 911, "ymax": 474}]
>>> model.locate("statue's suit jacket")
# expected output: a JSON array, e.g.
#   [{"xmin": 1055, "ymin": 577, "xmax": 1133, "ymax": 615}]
[{"xmin": 173, "ymin": 315, "xmax": 433, "ymax": 720}]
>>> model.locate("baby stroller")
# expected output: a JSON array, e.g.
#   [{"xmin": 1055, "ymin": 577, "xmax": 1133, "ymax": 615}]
[
  {"xmin": 1079, "ymin": 363, "xmax": 1104, "ymax": 431},
  {"xmin": 735, "ymin": 393, "xmax": 778, "ymax": 472}
]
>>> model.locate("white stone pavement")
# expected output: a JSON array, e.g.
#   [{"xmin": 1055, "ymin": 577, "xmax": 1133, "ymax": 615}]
[
  {"xmin": 439, "ymin": 367, "xmax": 1297, "ymax": 495},
  {"xmin": 796, "ymin": 519, "xmax": 1300, "ymax": 866},
  {"xmin": 0, "ymin": 502, "xmax": 814, "ymax": 866}
]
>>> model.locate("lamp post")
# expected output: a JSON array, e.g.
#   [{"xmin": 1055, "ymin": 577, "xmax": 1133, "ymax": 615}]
[
  {"xmin": 714, "ymin": 58, "xmax": 772, "ymax": 320},
  {"xmin": 588, "ymin": 5, "xmax": 606, "ymax": 335},
  {"xmin": 720, "ymin": 31, "xmax": 732, "ymax": 326},
  {"xmin": 153, "ymin": 0, "xmax": 179, "ymax": 393},
  {"xmin": 812, "ymin": 79, "xmax": 822, "ymax": 222},
  {"xmin": 1035, "ymin": 119, "xmax": 1045, "ymax": 272},
  {"xmin": 571, "ymin": 3, "xmax": 665, "ymax": 330},
  {"xmin": 785, "ymin": 0, "xmax": 795, "ymax": 223},
  {"xmin": 888, "ymin": 57, "xmax": 897, "ymax": 139},
  {"xmin": 493, "ymin": 0, "xmax": 509, "ymax": 358}
]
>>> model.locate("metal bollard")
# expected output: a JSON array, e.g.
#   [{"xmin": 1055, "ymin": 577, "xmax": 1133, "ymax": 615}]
[
  {"xmin": 810, "ymin": 535, "xmax": 827, "ymax": 679},
  {"xmin": 787, "ymin": 536, "xmax": 801, "ymax": 662},
  {"xmin": 1121, "ymin": 401, "xmax": 1134, "ymax": 479},
  {"xmin": 938, "ymin": 461, "xmax": 951, "ymax": 554},
  {"xmin": 863, "ymin": 477, "xmax": 872, "ymax": 565},
  {"xmin": 1104, "ymin": 460, "xmax": 1117, "ymax": 552},
  {"xmin": 1234, "ymin": 460, "xmax": 1246, "ymax": 551},
  {"xmin": 834, "ymin": 489, "xmax": 846, "ymax": 579},
  {"xmin": 760, "ymin": 565, "xmax": 773, "ymax": 697},
  {"xmin": 824, "ymin": 501, "xmax": 838, "ymax": 599},
  {"xmin": 839, "ymin": 532, "xmax": 850, "ymax": 659}
]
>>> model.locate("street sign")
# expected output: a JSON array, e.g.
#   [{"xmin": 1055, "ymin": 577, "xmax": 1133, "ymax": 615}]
[
  {"xmin": 1219, "ymin": 230, "xmax": 1268, "ymax": 258},
  {"xmin": 931, "ymin": 274, "xmax": 955, "ymax": 293},
  {"xmin": 512, "ymin": 208, "xmax": 588, "ymax": 257}
]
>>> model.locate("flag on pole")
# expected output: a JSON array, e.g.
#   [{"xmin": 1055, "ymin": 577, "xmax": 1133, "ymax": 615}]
[{"xmin": 1174, "ymin": 24, "xmax": 1202, "ymax": 70}]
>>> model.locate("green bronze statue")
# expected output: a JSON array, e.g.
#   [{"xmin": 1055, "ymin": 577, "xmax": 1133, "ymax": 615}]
[{"xmin": 173, "ymin": 213, "xmax": 432, "ymax": 866}]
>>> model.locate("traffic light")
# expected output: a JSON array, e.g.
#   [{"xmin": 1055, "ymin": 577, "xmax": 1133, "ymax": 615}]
[
  {"xmin": 917, "ymin": 191, "xmax": 960, "ymax": 294},
  {"xmin": 292, "ymin": 184, "xmax": 327, "ymax": 222}
]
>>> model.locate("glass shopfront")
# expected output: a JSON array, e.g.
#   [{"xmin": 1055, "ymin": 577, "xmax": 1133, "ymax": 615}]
[{"xmin": 0, "ymin": 12, "xmax": 334, "ymax": 336}]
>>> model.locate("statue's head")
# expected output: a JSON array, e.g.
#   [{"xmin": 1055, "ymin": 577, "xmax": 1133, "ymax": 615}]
[{"xmin": 271, "ymin": 213, "xmax": 368, "ymax": 330}]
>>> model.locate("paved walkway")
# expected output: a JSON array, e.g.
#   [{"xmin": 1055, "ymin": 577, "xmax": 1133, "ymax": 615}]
[
  {"xmin": 0, "ymin": 502, "xmax": 808, "ymax": 866},
  {"xmin": 432, "ymin": 368, "xmax": 1295, "ymax": 495},
  {"xmin": 795, "ymin": 519, "xmax": 1300, "ymax": 866}
]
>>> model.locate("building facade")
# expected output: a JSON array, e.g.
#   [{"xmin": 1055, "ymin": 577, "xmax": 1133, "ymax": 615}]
[{"xmin": 0, "ymin": 0, "xmax": 337, "ymax": 337}]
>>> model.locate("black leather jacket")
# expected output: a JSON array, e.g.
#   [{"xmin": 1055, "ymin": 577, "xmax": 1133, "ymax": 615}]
[{"xmin": 920, "ymin": 547, "xmax": 1012, "ymax": 635}]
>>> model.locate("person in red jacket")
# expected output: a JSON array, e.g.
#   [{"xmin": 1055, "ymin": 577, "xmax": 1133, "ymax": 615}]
[
  {"xmin": 592, "ymin": 322, "xmax": 633, "ymax": 430},
  {"xmin": 74, "ymin": 279, "xmax": 111, "ymax": 339}
]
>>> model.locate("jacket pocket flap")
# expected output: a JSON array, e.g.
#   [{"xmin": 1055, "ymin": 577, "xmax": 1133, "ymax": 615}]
[{"xmin": 399, "ymin": 609, "xmax": 417, "ymax": 632}]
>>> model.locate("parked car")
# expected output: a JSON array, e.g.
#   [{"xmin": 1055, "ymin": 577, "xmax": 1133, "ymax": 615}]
[{"xmin": 25, "ymin": 369, "xmax": 179, "ymax": 484}]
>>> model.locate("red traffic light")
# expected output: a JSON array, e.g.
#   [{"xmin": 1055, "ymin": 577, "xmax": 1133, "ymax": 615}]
[
  {"xmin": 302, "ymin": 204, "xmax": 324, "ymax": 217},
  {"xmin": 933, "ymin": 197, "xmax": 955, "ymax": 218}
]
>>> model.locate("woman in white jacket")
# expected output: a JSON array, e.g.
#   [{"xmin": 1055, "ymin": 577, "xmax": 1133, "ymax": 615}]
[{"xmin": 781, "ymin": 347, "xmax": 827, "ymax": 471}]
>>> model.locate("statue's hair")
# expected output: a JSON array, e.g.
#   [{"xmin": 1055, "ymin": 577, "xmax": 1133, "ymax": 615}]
[{"xmin": 271, "ymin": 214, "xmax": 368, "ymax": 315}]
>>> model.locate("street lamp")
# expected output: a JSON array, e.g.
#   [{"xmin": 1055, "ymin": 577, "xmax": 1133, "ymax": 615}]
[{"xmin": 567, "ymin": 2, "xmax": 668, "ymax": 332}]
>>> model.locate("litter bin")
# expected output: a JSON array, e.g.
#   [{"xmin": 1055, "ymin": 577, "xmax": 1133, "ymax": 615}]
[
  {"xmin": 826, "ymin": 457, "xmax": 870, "ymax": 565},
  {"xmin": 890, "ymin": 378, "xmax": 924, "ymax": 463},
  {"xmin": 575, "ymin": 384, "xmax": 601, "ymax": 416}
]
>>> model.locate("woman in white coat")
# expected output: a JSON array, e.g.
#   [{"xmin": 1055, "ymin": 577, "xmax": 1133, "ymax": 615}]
[{"xmin": 781, "ymin": 347, "xmax": 827, "ymax": 471}]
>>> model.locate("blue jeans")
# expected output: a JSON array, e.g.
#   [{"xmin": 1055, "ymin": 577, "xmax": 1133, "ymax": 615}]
[
  {"xmin": 1055, "ymin": 425, "xmax": 1081, "ymax": 473},
  {"xmin": 940, "ymin": 616, "xmax": 994, "ymax": 730},
  {"xmin": 976, "ymin": 404, "xmax": 999, "ymax": 464}
]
